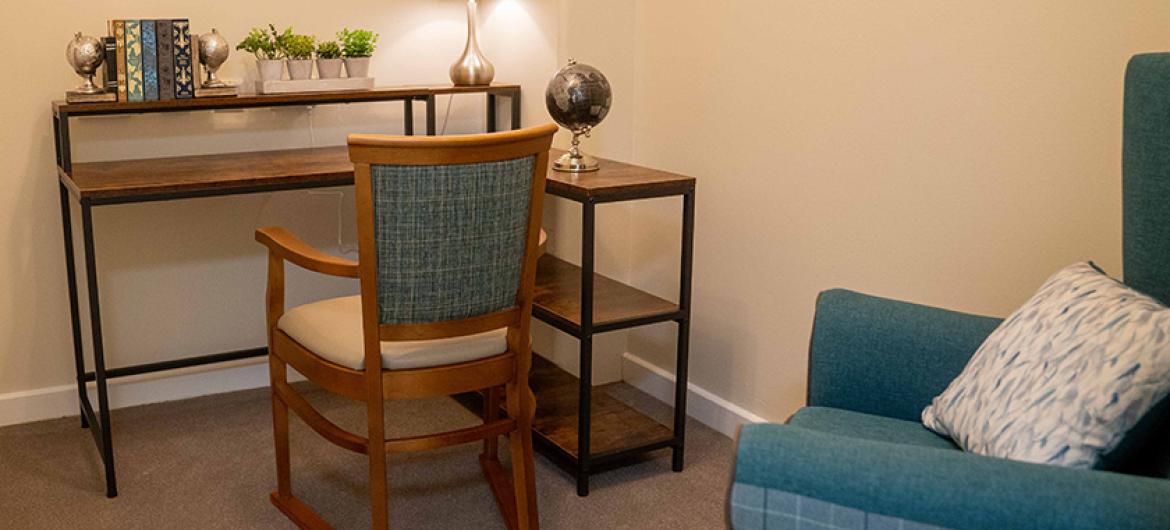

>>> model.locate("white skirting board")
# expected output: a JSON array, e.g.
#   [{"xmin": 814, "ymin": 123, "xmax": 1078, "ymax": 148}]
[
  {"xmin": 0, "ymin": 357, "xmax": 304, "ymax": 428},
  {"xmin": 621, "ymin": 352, "xmax": 768, "ymax": 439}
]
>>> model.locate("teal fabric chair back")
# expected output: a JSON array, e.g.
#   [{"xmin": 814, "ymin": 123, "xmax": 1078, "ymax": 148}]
[
  {"xmin": 369, "ymin": 157, "xmax": 536, "ymax": 325},
  {"xmin": 1121, "ymin": 53, "xmax": 1170, "ymax": 478}
]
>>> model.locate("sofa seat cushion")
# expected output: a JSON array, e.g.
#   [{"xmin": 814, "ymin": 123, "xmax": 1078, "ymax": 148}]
[
  {"xmin": 277, "ymin": 295, "xmax": 508, "ymax": 371},
  {"xmin": 788, "ymin": 407, "xmax": 958, "ymax": 451}
]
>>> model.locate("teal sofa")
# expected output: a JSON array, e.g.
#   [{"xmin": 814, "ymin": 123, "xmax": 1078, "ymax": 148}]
[{"xmin": 731, "ymin": 54, "xmax": 1170, "ymax": 530}]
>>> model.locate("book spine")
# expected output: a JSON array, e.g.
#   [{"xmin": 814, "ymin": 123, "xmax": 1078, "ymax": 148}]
[
  {"xmin": 156, "ymin": 20, "xmax": 174, "ymax": 101},
  {"xmin": 172, "ymin": 19, "xmax": 194, "ymax": 99},
  {"xmin": 114, "ymin": 20, "xmax": 127, "ymax": 102},
  {"xmin": 102, "ymin": 36, "xmax": 118, "ymax": 93},
  {"xmin": 125, "ymin": 20, "xmax": 143, "ymax": 102},
  {"xmin": 141, "ymin": 20, "xmax": 159, "ymax": 101}
]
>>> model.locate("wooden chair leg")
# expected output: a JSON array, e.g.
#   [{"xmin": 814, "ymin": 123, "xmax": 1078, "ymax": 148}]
[
  {"xmin": 269, "ymin": 355, "xmax": 292, "ymax": 498},
  {"xmin": 368, "ymin": 398, "xmax": 389, "ymax": 530},
  {"xmin": 506, "ymin": 383, "xmax": 539, "ymax": 530},
  {"xmin": 483, "ymin": 386, "xmax": 501, "ymax": 459}
]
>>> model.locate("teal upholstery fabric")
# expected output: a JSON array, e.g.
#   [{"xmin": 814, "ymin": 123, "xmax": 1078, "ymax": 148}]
[
  {"xmin": 788, "ymin": 407, "xmax": 957, "ymax": 451},
  {"xmin": 734, "ymin": 423, "xmax": 1170, "ymax": 530},
  {"xmin": 370, "ymin": 156, "xmax": 535, "ymax": 324},
  {"xmin": 1120, "ymin": 53, "xmax": 1170, "ymax": 478},
  {"xmin": 807, "ymin": 289, "xmax": 1001, "ymax": 422}
]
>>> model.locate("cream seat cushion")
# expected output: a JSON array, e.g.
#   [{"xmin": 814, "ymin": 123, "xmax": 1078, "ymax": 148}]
[{"xmin": 277, "ymin": 295, "xmax": 508, "ymax": 370}]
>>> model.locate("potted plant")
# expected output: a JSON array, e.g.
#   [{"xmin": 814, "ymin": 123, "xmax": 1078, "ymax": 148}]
[
  {"xmin": 338, "ymin": 28, "xmax": 378, "ymax": 78},
  {"xmin": 316, "ymin": 41, "xmax": 343, "ymax": 79},
  {"xmin": 237, "ymin": 25, "xmax": 288, "ymax": 81},
  {"xmin": 281, "ymin": 33, "xmax": 316, "ymax": 80}
]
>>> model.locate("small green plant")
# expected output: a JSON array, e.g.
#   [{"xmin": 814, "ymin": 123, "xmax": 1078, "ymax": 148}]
[
  {"xmin": 316, "ymin": 41, "xmax": 342, "ymax": 60},
  {"xmin": 281, "ymin": 34, "xmax": 316, "ymax": 60},
  {"xmin": 337, "ymin": 28, "xmax": 378, "ymax": 58},
  {"xmin": 236, "ymin": 24, "xmax": 290, "ymax": 60}
]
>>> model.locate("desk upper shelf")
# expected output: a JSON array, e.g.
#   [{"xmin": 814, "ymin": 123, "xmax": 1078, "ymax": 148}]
[{"xmin": 52, "ymin": 84, "xmax": 521, "ymax": 117}]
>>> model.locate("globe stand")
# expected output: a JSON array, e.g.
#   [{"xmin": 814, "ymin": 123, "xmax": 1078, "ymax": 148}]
[
  {"xmin": 553, "ymin": 128, "xmax": 600, "ymax": 173},
  {"xmin": 68, "ymin": 74, "xmax": 103, "ymax": 96}
]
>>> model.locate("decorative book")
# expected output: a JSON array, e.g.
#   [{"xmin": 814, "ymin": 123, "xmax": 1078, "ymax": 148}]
[
  {"xmin": 124, "ymin": 20, "xmax": 143, "ymax": 102},
  {"xmin": 155, "ymin": 20, "xmax": 175, "ymax": 101},
  {"xmin": 141, "ymin": 20, "xmax": 158, "ymax": 101},
  {"xmin": 102, "ymin": 36, "xmax": 117, "ymax": 93},
  {"xmin": 172, "ymin": 19, "xmax": 194, "ymax": 99},
  {"xmin": 255, "ymin": 77, "xmax": 375, "ymax": 95},
  {"xmin": 112, "ymin": 20, "xmax": 127, "ymax": 102}
]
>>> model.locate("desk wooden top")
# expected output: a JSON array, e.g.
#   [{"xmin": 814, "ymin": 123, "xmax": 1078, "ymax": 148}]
[{"xmin": 61, "ymin": 146, "xmax": 695, "ymax": 205}]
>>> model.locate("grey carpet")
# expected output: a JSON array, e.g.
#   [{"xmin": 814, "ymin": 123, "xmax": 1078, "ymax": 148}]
[{"xmin": 0, "ymin": 382, "xmax": 734, "ymax": 529}]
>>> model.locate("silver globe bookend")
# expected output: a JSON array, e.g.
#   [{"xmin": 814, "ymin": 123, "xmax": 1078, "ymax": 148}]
[
  {"xmin": 66, "ymin": 32, "xmax": 105, "ymax": 96},
  {"xmin": 450, "ymin": 0, "xmax": 495, "ymax": 86},
  {"xmin": 546, "ymin": 60, "xmax": 612, "ymax": 174}
]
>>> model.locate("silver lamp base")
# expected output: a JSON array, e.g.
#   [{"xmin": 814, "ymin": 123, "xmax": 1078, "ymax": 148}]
[{"xmin": 450, "ymin": 0, "xmax": 495, "ymax": 86}]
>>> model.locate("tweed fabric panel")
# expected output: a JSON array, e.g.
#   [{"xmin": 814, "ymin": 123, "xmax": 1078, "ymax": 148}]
[
  {"xmin": 922, "ymin": 262, "xmax": 1170, "ymax": 468},
  {"xmin": 370, "ymin": 156, "xmax": 534, "ymax": 324},
  {"xmin": 808, "ymin": 289, "xmax": 1001, "ymax": 422},
  {"xmin": 730, "ymin": 484, "xmax": 947, "ymax": 530}
]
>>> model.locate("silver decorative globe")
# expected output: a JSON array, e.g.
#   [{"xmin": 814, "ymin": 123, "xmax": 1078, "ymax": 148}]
[
  {"xmin": 65, "ymin": 32, "xmax": 105, "ymax": 95},
  {"xmin": 545, "ymin": 60, "xmax": 612, "ymax": 173},
  {"xmin": 198, "ymin": 28, "xmax": 230, "ymax": 88}
]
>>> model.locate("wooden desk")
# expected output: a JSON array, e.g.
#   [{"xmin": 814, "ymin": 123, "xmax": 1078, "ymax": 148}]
[{"xmin": 53, "ymin": 86, "xmax": 520, "ymax": 498}]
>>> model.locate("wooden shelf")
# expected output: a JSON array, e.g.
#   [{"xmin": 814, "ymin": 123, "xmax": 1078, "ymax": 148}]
[
  {"xmin": 533, "ymin": 254, "xmax": 680, "ymax": 335},
  {"xmin": 60, "ymin": 146, "xmax": 353, "ymax": 204},
  {"xmin": 53, "ymin": 84, "xmax": 521, "ymax": 116},
  {"xmin": 529, "ymin": 355, "xmax": 674, "ymax": 460},
  {"xmin": 545, "ymin": 149, "xmax": 695, "ymax": 203}
]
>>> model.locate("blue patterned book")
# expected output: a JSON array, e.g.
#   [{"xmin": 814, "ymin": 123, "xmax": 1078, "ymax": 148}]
[
  {"xmin": 172, "ymin": 19, "xmax": 194, "ymax": 99},
  {"xmin": 125, "ymin": 20, "xmax": 143, "ymax": 102},
  {"xmin": 141, "ymin": 20, "xmax": 158, "ymax": 101}
]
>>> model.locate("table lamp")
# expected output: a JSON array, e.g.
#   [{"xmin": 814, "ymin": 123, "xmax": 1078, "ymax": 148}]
[{"xmin": 450, "ymin": 0, "xmax": 495, "ymax": 86}]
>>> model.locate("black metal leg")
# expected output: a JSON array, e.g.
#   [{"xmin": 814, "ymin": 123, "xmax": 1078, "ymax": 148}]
[
  {"xmin": 80, "ymin": 201, "xmax": 117, "ymax": 498},
  {"xmin": 577, "ymin": 200, "xmax": 596, "ymax": 497},
  {"xmin": 58, "ymin": 112, "xmax": 72, "ymax": 172},
  {"xmin": 426, "ymin": 95, "xmax": 437, "ymax": 136},
  {"xmin": 672, "ymin": 190, "xmax": 696, "ymax": 472},
  {"xmin": 487, "ymin": 94, "xmax": 497, "ymax": 133},
  {"xmin": 404, "ymin": 98, "xmax": 414, "ymax": 136},
  {"xmin": 510, "ymin": 92, "xmax": 521, "ymax": 130},
  {"xmin": 59, "ymin": 184, "xmax": 88, "ymax": 428}
]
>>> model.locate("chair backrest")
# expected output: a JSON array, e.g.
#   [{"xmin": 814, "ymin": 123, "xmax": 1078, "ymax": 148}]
[
  {"xmin": 1121, "ymin": 53, "xmax": 1170, "ymax": 478},
  {"xmin": 347, "ymin": 124, "xmax": 557, "ymax": 357}
]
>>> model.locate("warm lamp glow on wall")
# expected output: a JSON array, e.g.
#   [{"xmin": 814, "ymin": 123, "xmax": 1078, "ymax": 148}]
[{"xmin": 450, "ymin": 0, "xmax": 495, "ymax": 86}]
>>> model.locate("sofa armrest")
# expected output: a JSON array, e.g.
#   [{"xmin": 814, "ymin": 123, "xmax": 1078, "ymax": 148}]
[
  {"xmin": 808, "ymin": 289, "xmax": 1002, "ymax": 422},
  {"xmin": 734, "ymin": 423, "xmax": 1170, "ymax": 530}
]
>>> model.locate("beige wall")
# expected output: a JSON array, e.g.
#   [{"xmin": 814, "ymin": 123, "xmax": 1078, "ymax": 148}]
[
  {"xmin": 4, "ymin": 0, "xmax": 1169, "ymax": 428},
  {"xmin": 560, "ymin": 1, "xmax": 1170, "ymax": 422},
  {"xmin": 0, "ymin": 0, "xmax": 559, "ymax": 396}
]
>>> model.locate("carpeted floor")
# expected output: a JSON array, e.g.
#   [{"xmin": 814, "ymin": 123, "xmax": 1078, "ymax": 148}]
[{"xmin": 0, "ymin": 381, "xmax": 734, "ymax": 529}]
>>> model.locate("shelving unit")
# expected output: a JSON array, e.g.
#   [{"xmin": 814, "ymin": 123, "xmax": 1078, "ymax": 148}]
[
  {"xmin": 51, "ymin": 85, "xmax": 520, "ymax": 498},
  {"xmin": 532, "ymin": 151, "xmax": 696, "ymax": 496}
]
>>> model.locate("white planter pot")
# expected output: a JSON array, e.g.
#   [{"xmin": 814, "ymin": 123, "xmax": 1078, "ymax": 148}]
[
  {"xmin": 287, "ymin": 59, "xmax": 313, "ymax": 80},
  {"xmin": 344, "ymin": 57, "xmax": 371, "ymax": 78},
  {"xmin": 257, "ymin": 59, "xmax": 283, "ymax": 81},
  {"xmin": 317, "ymin": 58, "xmax": 343, "ymax": 79}
]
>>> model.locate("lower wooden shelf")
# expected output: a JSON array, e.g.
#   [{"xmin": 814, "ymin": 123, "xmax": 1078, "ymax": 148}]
[{"xmin": 528, "ymin": 355, "xmax": 674, "ymax": 460}]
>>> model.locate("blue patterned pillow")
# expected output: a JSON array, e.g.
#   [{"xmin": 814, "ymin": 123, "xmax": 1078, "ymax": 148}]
[{"xmin": 922, "ymin": 262, "xmax": 1170, "ymax": 468}]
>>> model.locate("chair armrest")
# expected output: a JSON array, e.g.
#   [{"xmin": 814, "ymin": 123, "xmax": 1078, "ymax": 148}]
[
  {"xmin": 255, "ymin": 227, "xmax": 359, "ymax": 278},
  {"xmin": 808, "ymin": 289, "xmax": 1002, "ymax": 422},
  {"xmin": 734, "ymin": 423, "xmax": 1170, "ymax": 530}
]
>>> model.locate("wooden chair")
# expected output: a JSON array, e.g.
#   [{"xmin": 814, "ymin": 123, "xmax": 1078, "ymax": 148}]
[{"xmin": 255, "ymin": 123, "xmax": 558, "ymax": 529}]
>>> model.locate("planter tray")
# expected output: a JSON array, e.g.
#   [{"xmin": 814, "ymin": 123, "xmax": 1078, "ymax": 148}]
[{"xmin": 255, "ymin": 77, "xmax": 375, "ymax": 95}]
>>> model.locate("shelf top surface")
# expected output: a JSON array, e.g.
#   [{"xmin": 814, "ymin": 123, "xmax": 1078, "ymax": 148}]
[
  {"xmin": 53, "ymin": 84, "xmax": 521, "ymax": 116},
  {"xmin": 533, "ymin": 254, "xmax": 679, "ymax": 330},
  {"xmin": 545, "ymin": 149, "xmax": 695, "ymax": 202}
]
